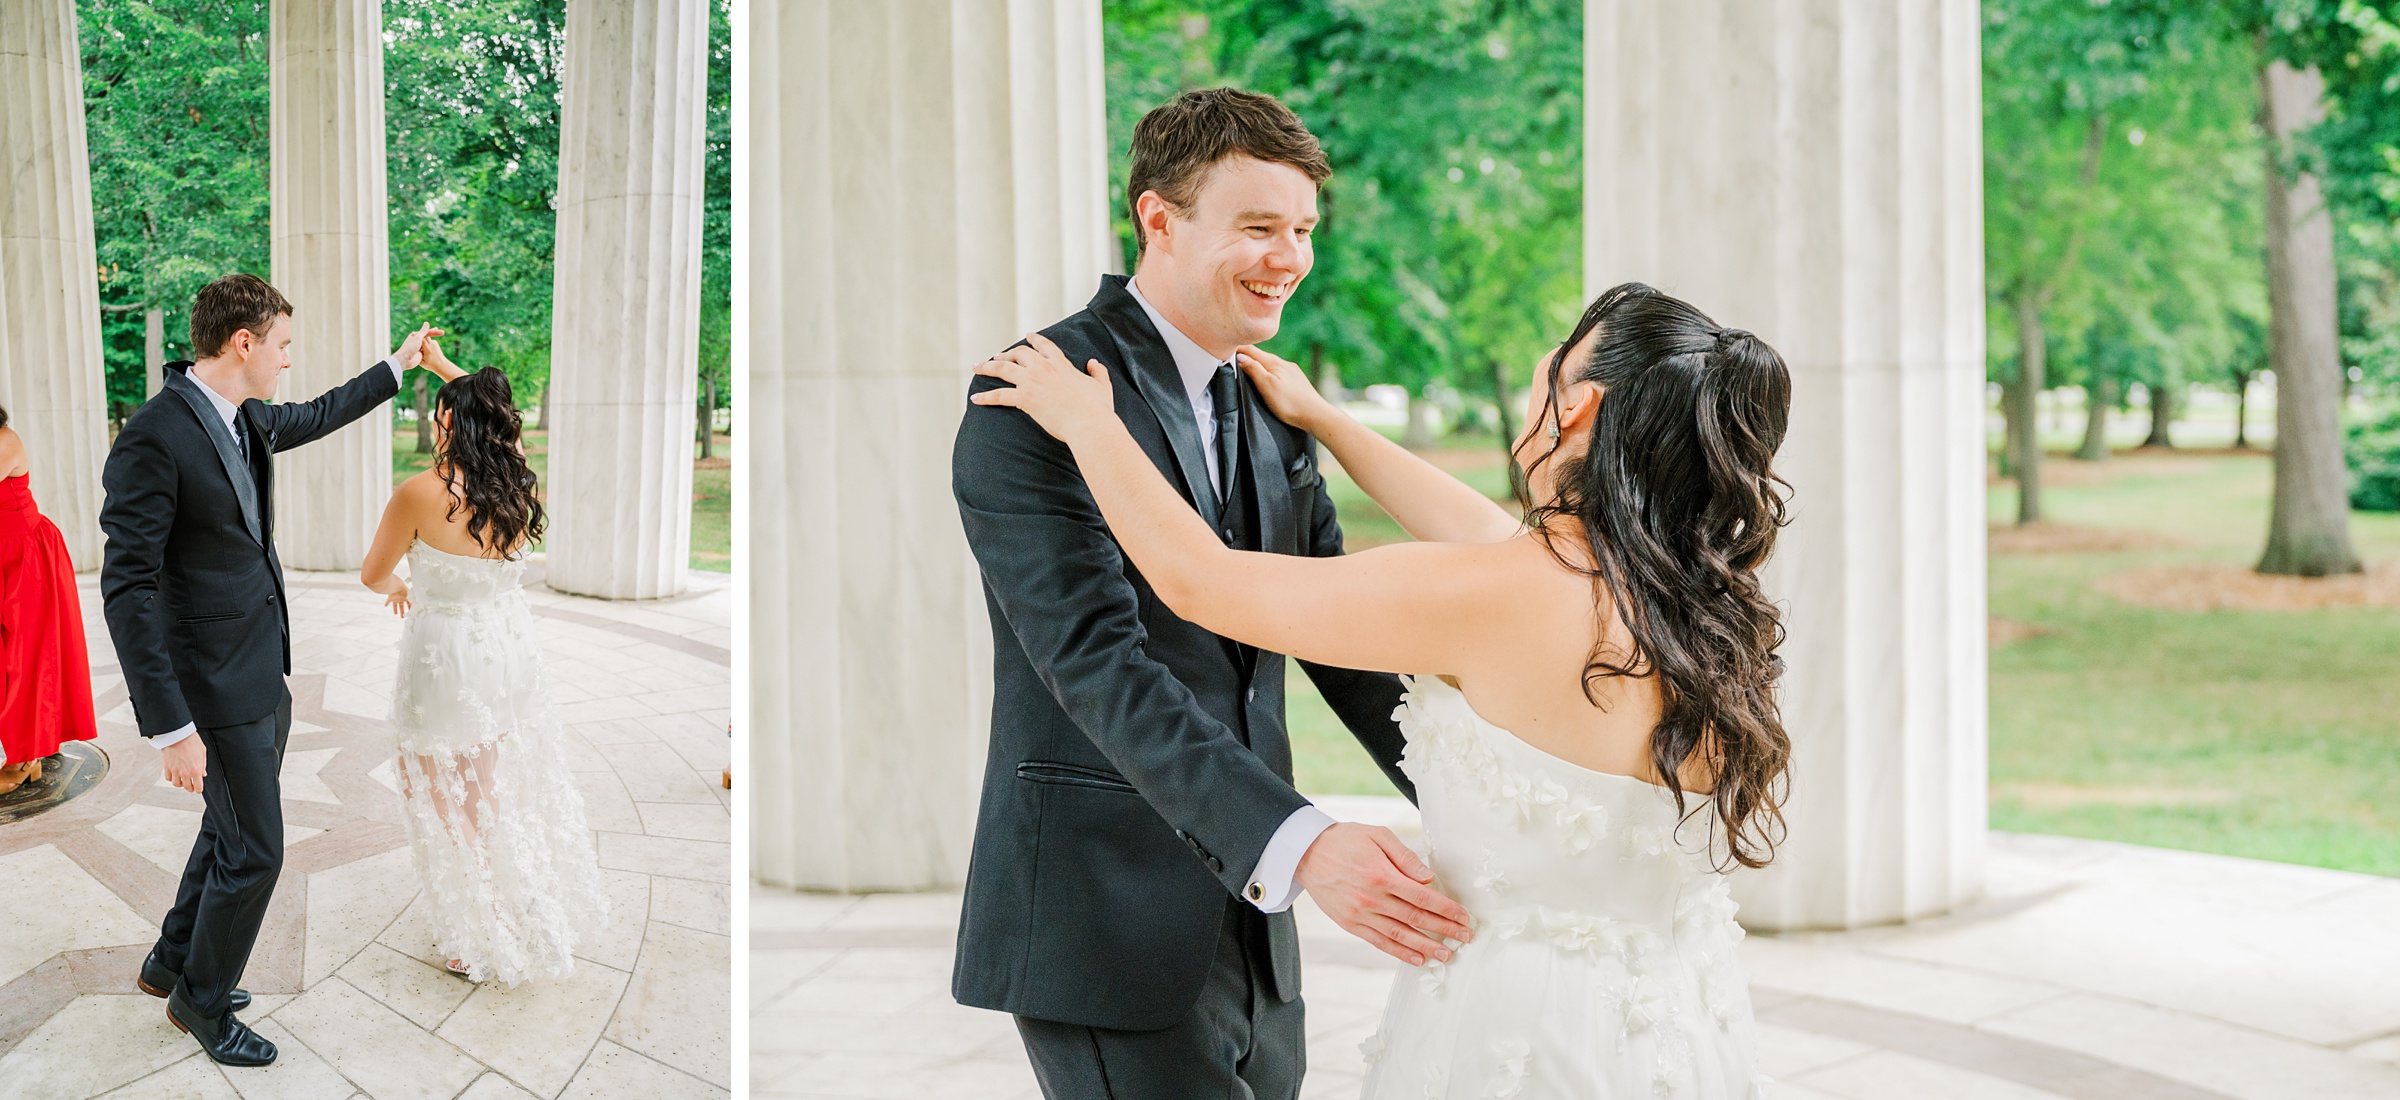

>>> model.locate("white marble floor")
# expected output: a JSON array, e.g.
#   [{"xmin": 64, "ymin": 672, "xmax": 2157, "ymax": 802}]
[
  {"xmin": 751, "ymin": 805, "xmax": 2400, "ymax": 1100},
  {"xmin": 0, "ymin": 566, "xmax": 732, "ymax": 1099}
]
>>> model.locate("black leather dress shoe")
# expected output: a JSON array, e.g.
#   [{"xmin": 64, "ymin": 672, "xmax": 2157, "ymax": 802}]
[
  {"xmin": 139, "ymin": 946, "xmax": 251, "ymax": 1013},
  {"xmin": 166, "ymin": 988, "xmax": 276, "ymax": 1067}
]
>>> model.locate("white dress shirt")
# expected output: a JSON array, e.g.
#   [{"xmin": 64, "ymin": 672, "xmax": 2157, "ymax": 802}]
[
  {"xmin": 1124, "ymin": 276, "xmax": 1336, "ymax": 914},
  {"xmin": 153, "ymin": 356, "xmax": 406, "ymax": 751}
]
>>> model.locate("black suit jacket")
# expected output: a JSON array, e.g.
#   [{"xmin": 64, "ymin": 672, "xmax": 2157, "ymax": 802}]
[
  {"xmin": 951, "ymin": 275, "xmax": 1413, "ymax": 1030},
  {"xmin": 101, "ymin": 360, "xmax": 399, "ymax": 736}
]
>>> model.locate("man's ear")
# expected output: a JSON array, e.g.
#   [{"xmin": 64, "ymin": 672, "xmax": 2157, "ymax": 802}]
[{"xmin": 1135, "ymin": 190, "xmax": 1175, "ymax": 254}]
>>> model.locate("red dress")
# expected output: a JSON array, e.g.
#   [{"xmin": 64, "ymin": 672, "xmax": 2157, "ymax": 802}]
[{"xmin": 0, "ymin": 473, "xmax": 96, "ymax": 764}]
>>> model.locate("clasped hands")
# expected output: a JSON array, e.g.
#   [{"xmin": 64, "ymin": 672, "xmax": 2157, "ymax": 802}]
[
  {"xmin": 390, "ymin": 324, "xmax": 465, "ymax": 378},
  {"xmin": 1296, "ymin": 822, "xmax": 1474, "ymax": 967}
]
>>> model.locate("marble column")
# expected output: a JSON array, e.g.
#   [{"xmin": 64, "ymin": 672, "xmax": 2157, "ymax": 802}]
[
  {"xmin": 748, "ymin": 0, "xmax": 1112, "ymax": 891},
  {"xmin": 544, "ymin": 0, "xmax": 707, "ymax": 601},
  {"xmin": 0, "ymin": 0, "xmax": 110, "ymax": 570},
  {"xmin": 269, "ymin": 0, "xmax": 393, "ymax": 571},
  {"xmin": 1586, "ymin": 0, "xmax": 1989, "ymax": 930}
]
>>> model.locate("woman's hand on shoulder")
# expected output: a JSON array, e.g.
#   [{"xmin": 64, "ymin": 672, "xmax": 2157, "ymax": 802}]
[
  {"xmin": 1234, "ymin": 344, "xmax": 1338, "ymax": 434},
  {"xmin": 970, "ymin": 333, "xmax": 1121, "ymax": 449}
]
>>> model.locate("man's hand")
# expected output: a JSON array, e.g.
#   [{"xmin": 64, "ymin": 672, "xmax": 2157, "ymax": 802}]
[
  {"xmin": 160, "ymin": 736, "xmax": 206, "ymax": 794},
  {"xmin": 1295, "ymin": 822, "xmax": 1473, "ymax": 966}
]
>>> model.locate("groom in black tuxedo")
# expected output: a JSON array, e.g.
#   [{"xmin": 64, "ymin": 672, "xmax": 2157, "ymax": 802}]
[
  {"xmin": 101, "ymin": 273, "xmax": 430, "ymax": 1067},
  {"xmin": 953, "ymin": 89, "xmax": 1472, "ymax": 1099}
]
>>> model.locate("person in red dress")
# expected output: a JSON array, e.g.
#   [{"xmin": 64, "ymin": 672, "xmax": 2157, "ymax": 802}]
[{"xmin": 0, "ymin": 404, "xmax": 98, "ymax": 794}]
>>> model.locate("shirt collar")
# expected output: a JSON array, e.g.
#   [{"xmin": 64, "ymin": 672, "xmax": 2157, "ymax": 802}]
[
  {"xmin": 1126, "ymin": 274, "xmax": 1231, "ymax": 410},
  {"xmin": 185, "ymin": 367, "xmax": 244, "ymax": 431}
]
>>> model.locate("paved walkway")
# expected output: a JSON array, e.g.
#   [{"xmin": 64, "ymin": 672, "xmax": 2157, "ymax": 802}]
[
  {"xmin": 751, "ymin": 799, "xmax": 2400, "ymax": 1100},
  {"xmin": 0, "ymin": 565, "xmax": 731, "ymax": 1099}
]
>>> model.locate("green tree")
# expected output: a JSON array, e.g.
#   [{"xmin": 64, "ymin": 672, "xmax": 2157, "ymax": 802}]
[
  {"xmin": 383, "ymin": 0, "xmax": 565, "ymax": 406},
  {"xmin": 79, "ymin": 0, "xmax": 272, "ymax": 415}
]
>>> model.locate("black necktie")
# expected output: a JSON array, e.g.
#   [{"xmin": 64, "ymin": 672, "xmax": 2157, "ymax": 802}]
[
  {"xmin": 1208, "ymin": 362, "xmax": 1240, "ymax": 507},
  {"xmin": 230, "ymin": 414, "xmax": 248, "ymax": 464}
]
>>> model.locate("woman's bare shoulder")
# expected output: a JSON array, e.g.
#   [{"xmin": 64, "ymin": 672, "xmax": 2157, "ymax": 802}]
[{"xmin": 0, "ymin": 427, "xmax": 24, "ymax": 471}]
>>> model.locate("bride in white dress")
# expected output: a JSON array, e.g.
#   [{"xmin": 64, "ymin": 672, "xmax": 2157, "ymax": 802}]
[
  {"xmin": 359, "ymin": 340, "xmax": 607, "ymax": 986},
  {"xmin": 974, "ymin": 282, "xmax": 1791, "ymax": 1098}
]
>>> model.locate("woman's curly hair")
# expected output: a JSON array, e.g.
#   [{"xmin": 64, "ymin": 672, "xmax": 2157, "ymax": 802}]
[
  {"xmin": 434, "ymin": 368, "xmax": 544, "ymax": 554},
  {"xmin": 1517, "ymin": 283, "xmax": 1794, "ymax": 869}
]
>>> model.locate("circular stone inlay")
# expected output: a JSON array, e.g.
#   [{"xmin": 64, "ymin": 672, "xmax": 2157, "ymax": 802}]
[{"xmin": 0, "ymin": 742, "xmax": 109, "ymax": 826}]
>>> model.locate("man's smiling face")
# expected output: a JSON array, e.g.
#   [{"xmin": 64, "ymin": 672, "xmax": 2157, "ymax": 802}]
[{"xmin": 1136, "ymin": 154, "xmax": 1320, "ymax": 359}]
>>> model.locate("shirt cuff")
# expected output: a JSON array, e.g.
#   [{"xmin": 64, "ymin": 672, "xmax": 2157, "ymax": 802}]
[
  {"xmin": 384, "ymin": 357, "xmax": 405, "ymax": 385},
  {"xmin": 1244, "ymin": 803, "xmax": 1338, "ymax": 913},
  {"xmin": 152, "ymin": 723, "xmax": 198, "ymax": 749}
]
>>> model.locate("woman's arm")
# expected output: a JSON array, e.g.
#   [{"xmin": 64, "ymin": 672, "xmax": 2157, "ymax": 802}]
[
  {"xmin": 1234, "ymin": 345, "xmax": 1521, "ymax": 544},
  {"xmin": 973, "ymin": 336, "xmax": 1513, "ymax": 676},
  {"xmin": 361, "ymin": 478, "xmax": 419, "ymax": 614},
  {"xmin": 420, "ymin": 336, "xmax": 470, "ymax": 383}
]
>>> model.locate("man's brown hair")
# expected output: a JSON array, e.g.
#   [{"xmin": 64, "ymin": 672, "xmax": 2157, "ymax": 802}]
[
  {"xmin": 189, "ymin": 273, "xmax": 294, "ymax": 359},
  {"xmin": 1126, "ymin": 87, "xmax": 1331, "ymax": 258}
]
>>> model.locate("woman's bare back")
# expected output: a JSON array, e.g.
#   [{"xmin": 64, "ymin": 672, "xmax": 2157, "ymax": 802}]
[{"xmin": 396, "ymin": 468, "xmax": 529, "ymax": 560}]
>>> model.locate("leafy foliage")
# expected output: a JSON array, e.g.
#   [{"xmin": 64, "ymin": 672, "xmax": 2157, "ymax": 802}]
[
  {"xmin": 80, "ymin": 0, "xmax": 272, "ymax": 412},
  {"xmin": 2347, "ymin": 409, "xmax": 2400, "ymax": 510}
]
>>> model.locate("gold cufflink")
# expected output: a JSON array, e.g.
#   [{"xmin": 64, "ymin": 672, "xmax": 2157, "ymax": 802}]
[{"xmin": 1246, "ymin": 883, "xmax": 1265, "ymax": 902}]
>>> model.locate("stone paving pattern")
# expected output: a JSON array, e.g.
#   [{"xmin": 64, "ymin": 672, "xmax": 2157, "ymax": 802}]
[
  {"xmin": 752, "ymin": 800, "xmax": 2400, "ymax": 1100},
  {"xmin": 0, "ymin": 567, "xmax": 731, "ymax": 1099}
]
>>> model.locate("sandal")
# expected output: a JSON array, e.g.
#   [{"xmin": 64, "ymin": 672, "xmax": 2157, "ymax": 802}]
[{"xmin": 444, "ymin": 958, "xmax": 479, "ymax": 980}]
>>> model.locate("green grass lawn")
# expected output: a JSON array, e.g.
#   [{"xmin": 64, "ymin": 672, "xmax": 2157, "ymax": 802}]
[
  {"xmin": 391, "ymin": 428, "xmax": 733, "ymax": 573},
  {"xmin": 1290, "ymin": 440, "xmax": 2400, "ymax": 878}
]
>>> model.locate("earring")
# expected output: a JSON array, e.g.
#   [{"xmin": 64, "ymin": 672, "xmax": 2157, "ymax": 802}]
[{"xmin": 1545, "ymin": 421, "xmax": 1560, "ymax": 440}]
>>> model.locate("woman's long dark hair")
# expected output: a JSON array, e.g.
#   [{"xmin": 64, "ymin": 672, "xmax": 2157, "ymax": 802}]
[
  {"xmin": 434, "ymin": 368, "xmax": 544, "ymax": 554},
  {"xmin": 1518, "ymin": 282, "xmax": 1793, "ymax": 869}
]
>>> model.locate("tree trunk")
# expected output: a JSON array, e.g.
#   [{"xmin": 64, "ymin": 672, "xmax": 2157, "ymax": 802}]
[
  {"xmin": 698, "ymin": 378, "xmax": 715, "ymax": 459},
  {"xmin": 2010, "ymin": 295, "xmax": 2044, "ymax": 523},
  {"xmin": 1403, "ymin": 389, "xmax": 1436, "ymax": 450},
  {"xmin": 2142, "ymin": 381, "xmax": 2175, "ymax": 449},
  {"xmin": 2230, "ymin": 368, "xmax": 2252, "ymax": 449},
  {"xmin": 414, "ymin": 373, "xmax": 433, "ymax": 454},
  {"xmin": 1996, "ymin": 369, "xmax": 2020, "ymax": 478},
  {"xmin": 1487, "ymin": 357, "xmax": 1517, "ymax": 458},
  {"xmin": 144, "ymin": 306, "xmax": 165, "ymax": 399},
  {"xmin": 2257, "ymin": 59, "xmax": 2360, "ymax": 576},
  {"xmin": 2077, "ymin": 377, "xmax": 2112, "ymax": 461},
  {"xmin": 1310, "ymin": 341, "xmax": 1338, "ymax": 400}
]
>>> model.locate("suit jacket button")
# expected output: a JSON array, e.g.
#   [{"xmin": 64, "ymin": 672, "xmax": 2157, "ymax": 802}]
[{"xmin": 1207, "ymin": 857, "xmax": 1224, "ymax": 873}]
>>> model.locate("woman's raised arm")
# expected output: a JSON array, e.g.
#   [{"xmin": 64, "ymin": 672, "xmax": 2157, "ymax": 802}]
[
  {"xmin": 1234, "ymin": 344, "xmax": 1521, "ymax": 545},
  {"xmin": 971, "ymin": 334, "xmax": 1515, "ymax": 676}
]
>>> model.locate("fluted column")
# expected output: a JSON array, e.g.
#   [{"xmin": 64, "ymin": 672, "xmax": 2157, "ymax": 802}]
[
  {"xmin": 269, "ymin": 0, "xmax": 393, "ymax": 570},
  {"xmin": 748, "ymin": 0, "xmax": 1111, "ymax": 891},
  {"xmin": 545, "ymin": 0, "xmax": 707, "ymax": 600},
  {"xmin": 0, "ymin": 0, "xmax": 110, "ymax": 570},
  {"xmin": 1587, "ymin": 0, "xmax": 1988, "ymax": 930}
]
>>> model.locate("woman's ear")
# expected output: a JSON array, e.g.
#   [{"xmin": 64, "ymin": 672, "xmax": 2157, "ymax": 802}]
[{"xmin": 1557, "ymin": 379, "xmax": 1604, "ymax": 435}]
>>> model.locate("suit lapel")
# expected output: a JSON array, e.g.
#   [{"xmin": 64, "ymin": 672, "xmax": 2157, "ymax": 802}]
[
  {"xmin": 1092, "ymin": 280, "xmax": 1222, "ymax": 530},
  {"xmin": 164, "ymin": 371, "xmax": 266, "ymax": 547},
  {"xmin": 1239, "ymin": 383, "xmax": 1297, "ymax": 556}
]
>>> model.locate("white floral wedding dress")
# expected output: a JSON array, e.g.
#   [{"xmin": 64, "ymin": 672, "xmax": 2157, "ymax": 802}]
[
  {"xmin": 1358, "ymin": 676, "xmax": 1767, "ymax": 1099},
  {"xmin": 388, "ymin": 541, "xmax": 607, "ymax": 986}
]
